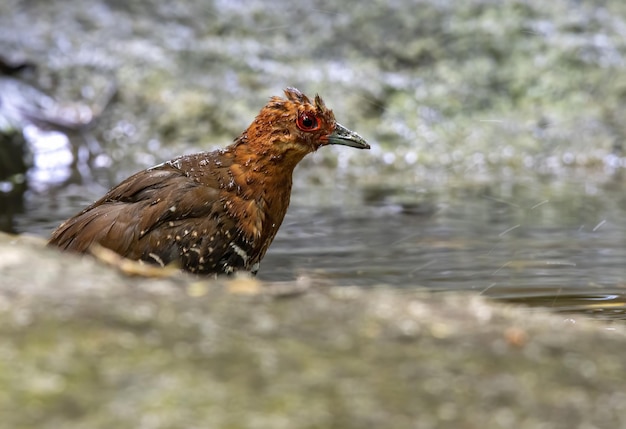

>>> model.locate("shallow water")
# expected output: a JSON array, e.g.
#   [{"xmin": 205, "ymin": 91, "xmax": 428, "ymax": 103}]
[
  {"xmin": 263, "ymin": 179, "xmax": 626, "ymax": 318},
  {"xmin": 13, "ymin": 173, "xmax": 626, "ymax": 321}
]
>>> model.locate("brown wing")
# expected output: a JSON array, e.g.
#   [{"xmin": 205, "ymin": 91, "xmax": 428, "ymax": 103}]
[{"xmin": 48, "ymin": 159, "xmax": 255, "ymax": 274}]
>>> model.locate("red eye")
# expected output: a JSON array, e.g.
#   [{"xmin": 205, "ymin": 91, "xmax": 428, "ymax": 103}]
[{"xmin": 296, "ymin": 111, "xmax": 320, "ymax": 131}]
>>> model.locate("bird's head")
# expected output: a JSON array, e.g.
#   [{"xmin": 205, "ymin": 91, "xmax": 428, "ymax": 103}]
[{"xmin": 242, "ymin": 87, "xmax": 369, "ymax": 166}]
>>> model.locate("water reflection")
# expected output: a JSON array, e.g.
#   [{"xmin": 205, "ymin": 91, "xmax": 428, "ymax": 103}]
[{"xmin": 489, "ymin": 289, "xmax": 626, "ymax": 321}]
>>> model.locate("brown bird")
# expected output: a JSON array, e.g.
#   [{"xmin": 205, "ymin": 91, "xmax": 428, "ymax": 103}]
[{"xmin": 48, "ymin": 87, "xmax": 369, "ymax": 275}]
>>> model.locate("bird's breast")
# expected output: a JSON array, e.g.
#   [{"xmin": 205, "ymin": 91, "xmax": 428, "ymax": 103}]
[{"xmin": 221, "ymin": 179, "xmax": 291, "ymax": 248}]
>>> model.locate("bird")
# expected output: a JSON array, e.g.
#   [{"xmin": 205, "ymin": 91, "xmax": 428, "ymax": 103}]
[{"xmin": 48, "ymin": 87, "xmax": 370, "ymax": 275}]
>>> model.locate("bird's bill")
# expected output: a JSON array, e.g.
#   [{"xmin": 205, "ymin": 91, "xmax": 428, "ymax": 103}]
[{"xmin": 327, "ymin": 123, "xmax": 370, "ymax": 149}]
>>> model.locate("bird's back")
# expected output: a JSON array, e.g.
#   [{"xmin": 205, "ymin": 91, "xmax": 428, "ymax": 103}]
[{"xmin": 49, "ymin": 151, "xmax": 270, "ymax": 274}]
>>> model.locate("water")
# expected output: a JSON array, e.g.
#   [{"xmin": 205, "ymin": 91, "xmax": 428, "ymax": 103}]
[
  {"xmin": 3, "ymin": 90, "xmax": 626, "ymax": 320},
  {"xmin": 258, "ymin": 182, "xmax": 626, "ymax": 320},
  {"xmin": 5, "ymin": 136, "xmax": 626, "ymax": 320}
]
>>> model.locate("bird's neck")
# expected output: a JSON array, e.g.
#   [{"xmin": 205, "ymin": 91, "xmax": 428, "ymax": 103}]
[
  {"xmin": 234, "ymin": 131, "xmax": 308, "ymax": 168},
  {"xmin": 229, "ymin": 135, "xmax": 303, "ymax": 195},
  {"xmin": 214, "ymin": 137, "xmax": 299, "ymax": 244},
  {"xmin": 231, "ymin": 140, "xmax": 295, "ymax": 211}
]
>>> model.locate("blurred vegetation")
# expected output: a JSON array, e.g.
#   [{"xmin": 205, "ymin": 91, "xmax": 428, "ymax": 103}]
[{"xmin": 2, "ymin": 0, "xmax": 626, "ymax": 189}]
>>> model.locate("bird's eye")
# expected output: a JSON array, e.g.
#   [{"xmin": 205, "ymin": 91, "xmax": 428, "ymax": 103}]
[{"xmin": 296, "ymin": 111, "xmax": 320, "ymax": 132}]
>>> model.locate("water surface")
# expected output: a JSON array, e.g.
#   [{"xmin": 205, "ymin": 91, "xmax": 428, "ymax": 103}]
[
  {"xmin": 260, "ymin": 179, "xmax": 626, "ymax": 320},
  {"xmin": 14, "ymin": 175, "xmax": 626, "ymax": 320}
]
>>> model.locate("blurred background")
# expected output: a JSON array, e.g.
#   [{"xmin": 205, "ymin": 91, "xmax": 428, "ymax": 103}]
[{"xmin": 1, "ymin": 0, "xmax": 626, "ymax": 317}]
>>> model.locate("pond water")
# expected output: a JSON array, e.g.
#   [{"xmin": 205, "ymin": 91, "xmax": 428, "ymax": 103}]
[
  {"xmin": 10, "ymin": 166, "xmax": 626, "ymax": 321},
  {"xmin": 261, "ymin": 181, "xmax": 626, "ymax": 320}
]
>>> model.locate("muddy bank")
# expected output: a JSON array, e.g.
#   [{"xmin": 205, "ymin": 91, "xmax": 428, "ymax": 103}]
[{"xmin": 1, "ymin": 233, "xmax": 625, "ymax": 429}]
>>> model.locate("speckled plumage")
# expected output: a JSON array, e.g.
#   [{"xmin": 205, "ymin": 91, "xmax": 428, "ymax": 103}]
[{"xmin": 48, "ymin": 88, "xmax": 369, "ymax": 275}]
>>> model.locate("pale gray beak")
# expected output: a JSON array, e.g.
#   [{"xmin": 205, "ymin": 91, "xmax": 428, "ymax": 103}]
[{"xmin": 327, "ymin": 123, "xmax": 370, "ymax": 149}]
